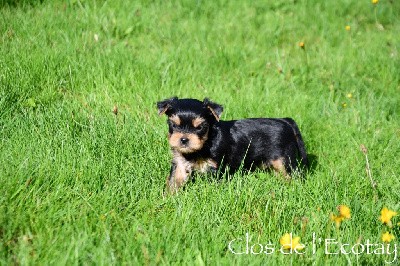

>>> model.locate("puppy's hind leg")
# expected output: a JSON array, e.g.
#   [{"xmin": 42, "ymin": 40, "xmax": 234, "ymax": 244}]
[{"xmin": 270, "ymin": 158, "xmax": 291, "ymax": 180}]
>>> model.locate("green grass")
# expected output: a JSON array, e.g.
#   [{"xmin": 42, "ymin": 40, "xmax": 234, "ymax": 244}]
[{"xmin": 1, "ymin": 0, "xmax": 400, "ymax": 265}]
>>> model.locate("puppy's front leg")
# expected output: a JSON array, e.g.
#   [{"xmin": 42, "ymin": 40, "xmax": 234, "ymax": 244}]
[{"xmin": 166, "ymin": 155, "xmax": 192, "ymax": 193}]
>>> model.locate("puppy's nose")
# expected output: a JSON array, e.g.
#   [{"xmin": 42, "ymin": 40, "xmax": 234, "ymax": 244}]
[{"xmin": 180, "ymin": 137, "xmax": 189, "ymax": 145}]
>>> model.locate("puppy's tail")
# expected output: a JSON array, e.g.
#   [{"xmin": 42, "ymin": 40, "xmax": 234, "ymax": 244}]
[{"xmin": 282, "ymin": 118, "xmax": 309, "ymax": 168}]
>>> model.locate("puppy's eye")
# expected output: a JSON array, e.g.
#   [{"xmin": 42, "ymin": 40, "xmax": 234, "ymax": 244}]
[{"xmin": 195, "ymin": 124, "xmax": 204, "ymax": 130}]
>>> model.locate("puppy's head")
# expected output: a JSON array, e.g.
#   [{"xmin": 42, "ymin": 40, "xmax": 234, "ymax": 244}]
[{"xmin": 157, "ymin": 97, "xmax": 223, "ymax": 154}]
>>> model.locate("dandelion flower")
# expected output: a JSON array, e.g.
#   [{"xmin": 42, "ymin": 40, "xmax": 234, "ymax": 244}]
[
  {"xmin": 372, "ymin": 0, "xmax": 378, "ymax": 4},
  {"xmin": 330, "ymin": 213, "xmax": 344, "ymax": 228},
  {"xmin": 342, "ymin": 103, "xmax": 347, "ymax": 108},
  {"xmin": 330, "ymin": 205, "xmax": 351, "ymax": 228},
  {"xmin": 298, "ymin": 42, "xmax": 305, "ymax": 48},
  {"xmin": 339, "ymin": 205, "xmax": 351, "ymax": 219},
  {"xmin": 345, "ymin": 25, "xmax": 351, "ymax": 31},
  {"xmin": 280, "ymin": 233, "xmax": 304, "ymax": 250},
  {"xmin": 346, "ymin": 93, "xmax": 353, "ymax": 98},
  {"xmin": 380, "ymin": 207, "xmax": 397, "ymax": 226},
  {"xmin": 382, "ymin": 232, "xmax": 395, "ymax": 243}
]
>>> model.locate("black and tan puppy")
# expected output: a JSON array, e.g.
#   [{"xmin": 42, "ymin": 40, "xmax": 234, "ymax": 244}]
[{"xmin": 157, "ymin": 97, "xmax": 308, "ymax": 193}]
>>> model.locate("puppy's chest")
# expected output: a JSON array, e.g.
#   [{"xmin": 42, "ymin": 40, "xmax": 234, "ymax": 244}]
[{"xmin": 192, "ymin": 158, "xmax": 218, "ymax": 173}]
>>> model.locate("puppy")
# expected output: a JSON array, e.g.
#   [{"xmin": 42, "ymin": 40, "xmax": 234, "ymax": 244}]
[{"xmin": 157, "ymin": 97, "xmax": 308, "ymax": 193}]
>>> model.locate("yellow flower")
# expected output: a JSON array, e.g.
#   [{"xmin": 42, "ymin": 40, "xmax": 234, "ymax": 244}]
[
  {"xmin": 330, "ymin": 213, "xmax": 344, "ymax": 228},
  {"xmin": 346, "ymin": 93, "xmax": 353, "ymax": 98},
  {"xmin": 380, "ymin": 207, "xmax": 397, "ymax": 226},
  {"xmin": 298, "ymin": 42, "xmax": 305, "ymax": 48},
  {"xmin": 342, "ymin": 103, "xmax": 347, "ymax": 108},
  {"xmin": 280, "ymin": 233, "xmax": 304, "ymax": 250},
  {"xmin": 382, "ymin": 232, "xmax": 395, "ymax": 243},
  {"xmin": 372, "ymin": 0, "xmax": 378, "ymax": 4},
  {"xmin": 339, "ymin": 205, "xmax": 351, "ymax": 219},
  {"xmin": 330, "ymin": 205, "xmax": 351, "ymax": 228},
  {"xmin": 345, "ymin": 25, "xmax": 351, "ymax": 31}
]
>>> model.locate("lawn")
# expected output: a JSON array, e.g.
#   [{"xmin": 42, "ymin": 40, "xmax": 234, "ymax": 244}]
[{"xmin": 1, "ymin": 0, "xmax": 399, "ymax": 265}]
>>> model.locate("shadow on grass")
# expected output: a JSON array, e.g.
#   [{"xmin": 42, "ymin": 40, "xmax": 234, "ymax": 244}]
[{"xmin": 306, "ymin": 153, "xmax": 318, "ymax": 175}]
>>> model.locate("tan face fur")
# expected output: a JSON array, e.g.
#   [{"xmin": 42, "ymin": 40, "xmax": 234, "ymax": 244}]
[
  {"xmin": 168, "ymin": 131, "xmax": 208, "ymax": 153},
  {"xmin": 192, "ymin": 117, "xmax": 205, "ymax": 128},
  {"xmin": 169, "ymin": 114, "xmax": 181, "ymax": 126},
  {"xmin": 168, "ymin": 115, "xmax": 208, "ymax": 154}
]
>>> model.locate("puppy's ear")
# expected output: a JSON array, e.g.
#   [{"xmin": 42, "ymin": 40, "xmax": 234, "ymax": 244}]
[
  {"xmin": 203, "ymin": 98, "xmax": 223, "ymax": 121},
  {"xmin": 157, "ymin": 97, "xmax": 177, "ymax": 115}
]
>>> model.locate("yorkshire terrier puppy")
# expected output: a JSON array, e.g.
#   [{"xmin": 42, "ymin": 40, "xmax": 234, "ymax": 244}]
[{"xmin": 157, "ymin": 97, "xmax": 308, "ymax": 193}]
